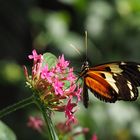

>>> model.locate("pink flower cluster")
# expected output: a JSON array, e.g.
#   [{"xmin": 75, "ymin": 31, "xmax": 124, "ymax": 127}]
[
  {"xmin": 27, "ymin": 116, "xmax": 43, "ymax": 132},
  {"xmin": 24, "ymin": 50, "xmax": 82, "ymax": 125}
]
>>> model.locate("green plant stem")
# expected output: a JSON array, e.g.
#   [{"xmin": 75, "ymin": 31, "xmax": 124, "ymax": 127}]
[
  {"xmin": 33, "ymin": 90, "xmax": 59, "ymax": 140},
  {"xmin": 41, "ymin": 105, "xmax": 58, "ymax": 140},
  {"xmin": 0, "ymin": 96, "xmax": 34, "ymax": 118}
]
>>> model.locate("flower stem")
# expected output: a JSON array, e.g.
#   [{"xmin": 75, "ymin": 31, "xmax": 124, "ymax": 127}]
[
  {"xmin": 33, "ymin": 90, "xmax": 59, "ymax": 140},
  {"xmin": 0, "ymin": 96, "xmax": 34, "ymax": 118},
  {"xmin": 41, "ymin": 105, "xmax": 59, "ymax": 140}
]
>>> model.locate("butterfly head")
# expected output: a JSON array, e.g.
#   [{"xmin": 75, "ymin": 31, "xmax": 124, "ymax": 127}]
[{"xmin": 80, "ymin": 61, "xmax": 89, "ymax": 76}]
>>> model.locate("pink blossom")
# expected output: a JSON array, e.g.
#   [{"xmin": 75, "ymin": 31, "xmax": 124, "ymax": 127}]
[
  {"xmin": 56, "ymin": 54, "xmax": 69, "ymax": 72},
  {"xmin": 27, "ymin": 116, "xmax": 43, "ymax": 133},
  {"xmin": 65, "ymin": 84, "xmax": 82, "ymax": 102},
  {"xmin": 28, "ymin": 50, "xmax": 43, "ymax": 78},
  {"xmin": 65, "ymin": 83, "xmax": 76, "ymax": 93},
  {"xmin": 67, "ymin": 68, "xmax": 76, "ymax": 82},
  {"xmin": 74, "ymin": 86, "xmax": 82, "ymax": 102},
  {"xmin": 91, "ymin": 134, "xmax": 98, "ymax": 140},
  {"xmin": 53, "ymin": 78, "xmax": 64, "ymax": 95},
  {"xmin": 28, "ymin": 49, "xmax": 42, "ymax": 62},
  {"xmin": 41, "ymin": 65, "xmax": 54, "ymax": 83},
  {"xmin": 65, "ymin": 99, "xmax": 77, "ymax": 125}
]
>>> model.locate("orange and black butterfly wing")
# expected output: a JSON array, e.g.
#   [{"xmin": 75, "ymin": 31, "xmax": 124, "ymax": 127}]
[
  {"xmin": 92, "ymin": 62, "xmax": 140, "ymax": 100},
  {"xmin": 84, "ymin": 70, "xmax": 117, "ymax": 106},
  {"xmin": 111, "ymin": 73, "xmax": 138, "ymax": 101},
  {"xmin": 83, "ymin": 62, "xmax": 140, "ymax": 107}
]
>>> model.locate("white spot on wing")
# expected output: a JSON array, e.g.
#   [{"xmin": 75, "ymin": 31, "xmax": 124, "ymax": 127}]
[
  {"xmin": 126, "ymin": 80, "xmax": 135, "ymax": 98},
  {"xmin": 136, "ymin": 65, "xmax": 140, "ymax": 71},
  {"xmin": 102, "ymin": 72, "xmax": 119, "ymax": 93},
  {"xmin": 113, "ymin": 73, "xmax": 117, "ymax": 76},
  {"xmin": 121, "ymin": 62, "xmax": 126, "ymax": 65},
  {"xmin": 127, "ymin": 80, "xmax": 133, "ymax": 90},
  {"xmin": 130, "ymin": 91, "xmax": 134, "ymax": 98},
  {"xmin": 109, "ymin": 65, "xmax": 123, "ymax": 73}
]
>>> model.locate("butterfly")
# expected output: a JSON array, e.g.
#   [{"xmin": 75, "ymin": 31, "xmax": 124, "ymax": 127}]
[{"xmin": 80, "ymin": 61, "xmax": 140, "ymax": 108}]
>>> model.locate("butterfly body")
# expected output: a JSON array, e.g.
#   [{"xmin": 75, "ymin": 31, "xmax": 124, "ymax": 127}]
[{"xmin": 81, "ymin": 61, "xmax": 140, "ymax": 108}]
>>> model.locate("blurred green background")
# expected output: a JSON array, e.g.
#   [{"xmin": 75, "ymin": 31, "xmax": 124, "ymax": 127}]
[{"xmin": 0, "ymin": 0, "xmax": 140, "ymax": 139}]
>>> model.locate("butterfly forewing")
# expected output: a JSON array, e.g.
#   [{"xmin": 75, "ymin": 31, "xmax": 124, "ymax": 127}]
[
  {"xmin": 82, "ymin": 61, "xmax": 140, "ymax": 107},
  {"xmin": 84, "ymin": 70, "xmax": 117, "ymax": 103}
]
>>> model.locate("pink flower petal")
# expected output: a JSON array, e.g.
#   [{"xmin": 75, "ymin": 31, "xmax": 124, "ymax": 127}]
[
  {"xmin": 65, "ymin": 99, "xmax": 77, "ymax": 125},
  {"xmin": 56, "ymin": 54, "xmax": 69, "ymax": 71},
  {"xmin": 74, "ymin": 86, "xmax": 82, "ymax": 102},
  {"xmin": 28, "ymin": 49, "xmax": 42, "ymax": 62},
  {"xmin": 53, "ymin": 78, "xmax": 64, "ymax": 95},
  {"xmin": 41, "ymin": 65, "xmax": 54, "ymax": 83},
  {"xmin": 91, "ymin": 134, "xmax": 98, "ymax": 140},
  {"xmin": 67, "ymin": 68, "xmax": 76, "ymax": 82}
]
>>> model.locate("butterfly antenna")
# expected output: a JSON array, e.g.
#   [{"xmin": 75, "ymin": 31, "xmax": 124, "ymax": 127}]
[{"xmin": 85, "ymin": 31, "xmax": 88, "ymax": 61}]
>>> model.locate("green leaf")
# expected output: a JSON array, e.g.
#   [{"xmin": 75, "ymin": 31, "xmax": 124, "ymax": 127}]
[
  {"xmin": 0, "ymin": 121, "xmax": 16, "ymax": 140},
  {"xmin": 42, "ymin": 53, "xmax": 57, "ymax": 69}
]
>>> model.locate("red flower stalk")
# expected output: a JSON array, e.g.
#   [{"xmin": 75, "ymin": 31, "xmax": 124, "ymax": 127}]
[{"xmin": 24, "ymin": 50, "xmax": 82, "ymax": 125}]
